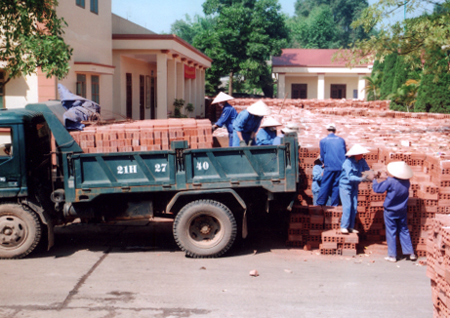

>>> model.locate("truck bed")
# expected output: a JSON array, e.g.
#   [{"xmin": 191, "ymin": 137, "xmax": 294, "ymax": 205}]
[{"xmin": 67, "ymin": 136, "xmax": 299, "ymax": 203}]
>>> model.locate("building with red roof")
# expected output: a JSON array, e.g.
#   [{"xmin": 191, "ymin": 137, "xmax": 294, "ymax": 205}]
[{"xmin": 272, "ymin": 49, "xmax": 373, "ymax": 100}]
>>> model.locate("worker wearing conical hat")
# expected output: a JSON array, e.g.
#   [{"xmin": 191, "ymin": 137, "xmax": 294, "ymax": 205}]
[
  {"xmin": 232, "ymin": 100, "xmax": 271, "ymax": 147},
  {"xmin": 255, "ymin": 117, "xmax": 282, "ymax": 146},
  {"xmin": 211, "ymin": 92, "xmax": 237, "ymax": 147},
  {"xmin": 339, "ymin": 144, "xmax": 372, "ymax": 234},
  {"xmin": 372, "ymin": 161, "xmax": 417, "ymax": 263}
]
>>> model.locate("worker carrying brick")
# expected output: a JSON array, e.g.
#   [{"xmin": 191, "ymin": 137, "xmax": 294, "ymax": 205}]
[
  {"xmin": 232, "ymin": 100, "xmax": 271, "ymax": 147},
  {"xmin": 372, "ymin": 161, "xmax": 417, "ymax": 262},
  {"xmin": 316, "ymin": 123, "xmax": 347, "ymax": 206},
  {"xmin": 256, "ymin": 117, "xmax": 282, "ymax": 145},
  {"xmin": 211, "ymin": 92, "xmax": 238, "ymax": 147},
  {"xmin": 339, "ymin": 144, "xmax": 371, "ymax": 234}
]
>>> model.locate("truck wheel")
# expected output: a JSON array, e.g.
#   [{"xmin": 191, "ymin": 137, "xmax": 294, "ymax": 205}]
[
  {"xmin": 0, "ymin": 204, "xmax": 42, "ymax": 259},
  {"xmin": 173, "ymin": 200, "xmax": 237, "ymax": 258}
]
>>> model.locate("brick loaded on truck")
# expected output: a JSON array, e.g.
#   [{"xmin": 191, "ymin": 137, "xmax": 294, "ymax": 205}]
[{"xmin": 0, "ymin": 101, "xmax": 299, "ymax": 259}]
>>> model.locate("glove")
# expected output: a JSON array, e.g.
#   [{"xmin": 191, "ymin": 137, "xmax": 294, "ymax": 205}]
[
  {"xmin": 361, "ymin": 175, "xmax": 371, "ymax": 182},
  {"xmin": 212, "ymin": 126, "xmax": 217, "ymax": 132},
  {"xmin": 239, "ymin": 140, "xmax": 247, "ymax": 147},
  {"xmin": 247, "ymin": 140, "xmax": 253, "ymax": 146}
]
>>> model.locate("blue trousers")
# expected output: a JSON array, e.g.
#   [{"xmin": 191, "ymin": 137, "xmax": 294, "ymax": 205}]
[
  {"xmin": 317, "ymin": 170, "xmax": 341, "ymax": 206},
  {"xmin": 340, "ymin": 186, "xmax": 358, "ymax": 229},
  {"xmin": 384, "ymin": 209, "xmax": 414, "ymax": 257},
  {"xmin": 228, "ymin": 133, "xmax": 233, "ymax": 147}
]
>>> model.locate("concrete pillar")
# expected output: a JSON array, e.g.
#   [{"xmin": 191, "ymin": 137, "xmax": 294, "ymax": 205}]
[
  {"xmin": 358, "ymin": 75, "xmax": 366, "ymax": 101},
  {"xmin": 318, "ymin": 74, "xmax": 325, "ymax": 100},
  {"xmin": 176, "ymin": 62, "xmax": 184, "ymax": 99},
  {"xmin": 277, "ymin": 73, "xmax": 285, "ymax": 99},
  {"xmin": 156, "ymin": 52, "xmax": 168, "ymax": 119},
  {"xmin": 167, "ymin": 58, "xmax": 176, "ymax": 114}
]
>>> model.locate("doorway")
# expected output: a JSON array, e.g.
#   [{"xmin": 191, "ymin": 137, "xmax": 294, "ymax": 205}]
[{"xmin": 330, "ymin": 84, "xmax": 346, "ymax": 99}]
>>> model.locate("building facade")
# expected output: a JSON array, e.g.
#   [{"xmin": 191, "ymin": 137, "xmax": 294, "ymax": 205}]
[
  {"xmin": 272, "ymin": 49, "xmax": 372, "ymax": 101},
  {"xmin": 1, "ymin": 0, "xmax": 211, "ymax": 120}
]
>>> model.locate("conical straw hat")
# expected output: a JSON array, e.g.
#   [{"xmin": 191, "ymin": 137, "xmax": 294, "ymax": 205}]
[
  {"xmin": 247, "ymin": 100, "xmax": 272, "ymax": 116},
  {"xmin": 260, "ymin": 117, "xmax": 281, "ymax": 128},
  {"xmin": 212, "ymin": 92, "xmax": 234, "ymax": 104},
  {"xmin": 387, "ymin": 161, "xmax": 414, "ymax": 180},
  {"xmin": 345, "ymin": 144, "xmax": 370, "ymax": 156},
  {"xmin": 282, "ymin": 122, "xmax": 300, "ymax": 133}
]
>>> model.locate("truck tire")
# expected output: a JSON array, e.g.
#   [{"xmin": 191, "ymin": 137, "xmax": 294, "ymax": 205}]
[
  {"xmin": 173, "ymin": 200, "xmax": 237, "ymax": 258},
  {"xmin": 0, "ymin": 204, "xmax": 42, "ymax": 259}
]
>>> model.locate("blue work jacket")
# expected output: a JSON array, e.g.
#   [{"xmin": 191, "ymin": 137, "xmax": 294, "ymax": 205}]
[
  {"xmin": 319, "ymin": 133, "xmax": 346, "ymax": 171},
  {"xmin": 215, "ymin": 102, "xmax": 237, "ymax": 134},
  {"xmin": 231, "ymin": 110, "xmax": 262, "ymax": 146},
  {"xmin": 339, "ymin": 157, "xmax": 370, "ymax": 190},
  {"xmin": 372, "ymin": 177, "xmax": 410, "ymax": 213},
  {"xmin": 256, "ymin": 128, "xmax": 277, "ymax": 145},
  {"xmin": 312, "ymin": 164, "xmax": 324, "ymax": 193}
]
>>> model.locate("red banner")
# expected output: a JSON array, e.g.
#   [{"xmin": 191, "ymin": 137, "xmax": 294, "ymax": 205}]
[{"xmin": 184, "ymin": 65, "xmax": 196, "ymax": 79}]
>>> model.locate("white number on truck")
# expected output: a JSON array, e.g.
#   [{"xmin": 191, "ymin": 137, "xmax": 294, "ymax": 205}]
[
  {"xmin": 117, "ymin": 165, "xmax": 138, "ymax": 174},
  {"xmin": 196, "ymin": 161, "xmax": 209, "ymax": 171},
  {"xmin": 155, "ymin": 163, "xmax": 167, "ymax": 172}
]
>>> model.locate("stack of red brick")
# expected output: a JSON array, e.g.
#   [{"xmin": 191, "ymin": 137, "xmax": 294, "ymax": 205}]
[
  {"xmin": 211, "ymin": 98, "xmax": 450, "ymax": 259},
  {"xmin": 426, "ymin": 214, "xmax": 450, "ymax": 317},
  {"xmin": 70, "ymin": 118, "xmax": 213, "ymax": 153}
]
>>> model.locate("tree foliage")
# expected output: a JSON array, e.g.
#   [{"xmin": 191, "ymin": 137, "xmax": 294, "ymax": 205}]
[
  {"xmin": 415, "ymin": 47, "xmax": 450, "ymax": 113},
  {"xmin": 343, "ymin": 0, "xmax": 450, "ymax": 73},
  {"xmin": 0, "ymin": 0, "xmax": 72, "ymax": 87},
  {"xmin": 288, "ymin": 0, "xmax": 371, "ymax": 48},
  {"xmin": 196, "ymin": 0, "xmax": 289, "ymax": 96}
]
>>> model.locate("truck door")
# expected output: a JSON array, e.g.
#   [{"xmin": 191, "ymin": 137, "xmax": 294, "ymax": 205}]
[{"xmin": 0, "ymin": 126, "xmax": 22, "ymax": 196}]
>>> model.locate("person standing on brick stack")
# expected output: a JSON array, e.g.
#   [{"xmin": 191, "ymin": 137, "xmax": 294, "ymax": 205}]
[
  {"xmin": 372, "ymin": 161, "xmax": 417, "ymax": 262},
  {"xmin": 316, "ymin": 123, "xmax": 347, "ymax": 206},
  {"xmin": 339, "ymin": 144, "xmax": 371, "ymax": 234},
  {"xmin": 211, "ymin": 92, "xmax": 238, "ymax": 147},
  {"xmin": 232, "ymin": 100, "xmax": 271, "ymax": 147}
]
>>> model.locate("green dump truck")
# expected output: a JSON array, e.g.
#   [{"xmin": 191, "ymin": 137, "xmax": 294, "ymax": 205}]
[{"xmin": 0, "ymin": 102, "xmax": 299, "ymax": 259}]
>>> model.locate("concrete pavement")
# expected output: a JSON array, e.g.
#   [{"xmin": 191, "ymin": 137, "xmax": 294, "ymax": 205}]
[{"xmin": 0, "ymin": 219, "xmax": 432, "ymax": 318}]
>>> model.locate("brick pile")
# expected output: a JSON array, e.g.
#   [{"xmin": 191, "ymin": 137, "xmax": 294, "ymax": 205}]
[
  {"xmin": 212, "ymin": 97, "xmax": 450, "ymax": 261},
  {"xmin": 426, "ymin": 214, "xmax": 450, "ymax": 317},
  {"xmin": 70, "ymin": 118, "xmax": 213, "ymax": 153}
]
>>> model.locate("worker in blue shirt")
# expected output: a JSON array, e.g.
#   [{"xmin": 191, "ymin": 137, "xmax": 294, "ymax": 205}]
[
  {"xmin": 372, "ymin": 161, "xmax": 417, "ymax": 262},
  {"xmin": 212, "ymin": 92, "xmax": 237, "ymax": 147},
  {"xmin": 256, "ymin": 117, "xmax": 282, "ymax": 145},
  {"xmin": 339, "ymin": 144, "xmax": 371, "ymax": 234},
  {"xmin": 316, "ymin": 123, "xmax": 347, "ymax": 206},
  {"xmin": 232, "ymin": 100, "xmax": 271, "ymax": 147},
  {"xmin": 312, "ymin": 156, "xmax": 324, "ymax": 205}
]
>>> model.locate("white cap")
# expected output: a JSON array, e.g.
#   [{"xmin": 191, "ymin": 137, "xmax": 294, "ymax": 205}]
[
  {"xmin": 260, "ymin": 117, "xmax": 281, "ymax": 128},
  {"xmin": 212, "ymin": 92, "xmax": 234, "ymax": 104},
  {"xmin": 326, "ymin": 123, "xmax": 336, "ymax": 130},
  {"xmin": 282, "ymin": 122, "xmax": 300, "ymax": 133},
  {"xmin": 345, "ymin": 144, "xmax": 370, "ymax": 156},
  {"xmin": 247, "ymin": 100, "xmax": 272, "ymax": 116},
  {"xmin": 387, "ymin": 161, "xmax": 414, "ymax": 180}
]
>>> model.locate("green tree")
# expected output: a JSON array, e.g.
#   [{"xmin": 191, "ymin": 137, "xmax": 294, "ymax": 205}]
[
  {"xmin": 170, "ymin": 14, "xmax": 215, "ymax": 45},
  {"xmin": 290, "ymin": 0, "xmax": 370, "ymax": 48},
  {"xmin": 389, "ymin": 79, "xmax": 420, "ymax": 112},
  {"xmin": 379, "ymin": 53, "xmax": 397, "ymax": 99},
  {"xmin": 345, "ymin": 0, "xmax": 450, "ymax": 73},
  {"xmin": 415, "ymin": 47, "xmax": 450, "ymax": 113},
  {"xmin": 363, "ymin": 70, "xmax": 382, "ymax": 101},
  {"xmin": 288, "ymin": 5, "xmax": 340, "ymax": 48},
  {"xmin": 0, "ymin": 0, "xmax": 72, "ymax": 88},
  {"xmin": 198, "ymin": 0, "xmax": 289, "ymax": 96}
]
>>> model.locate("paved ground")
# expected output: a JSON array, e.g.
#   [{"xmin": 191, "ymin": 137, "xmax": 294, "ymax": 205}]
[{"xmin": 0, "ymin": 218, "xmax": 432, "ymax": 318}]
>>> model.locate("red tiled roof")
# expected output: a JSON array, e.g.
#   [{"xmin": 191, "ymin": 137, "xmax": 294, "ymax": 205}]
[{"xmin": 272, "ymin": 49, "xmax": 371, "ymax": 68}]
